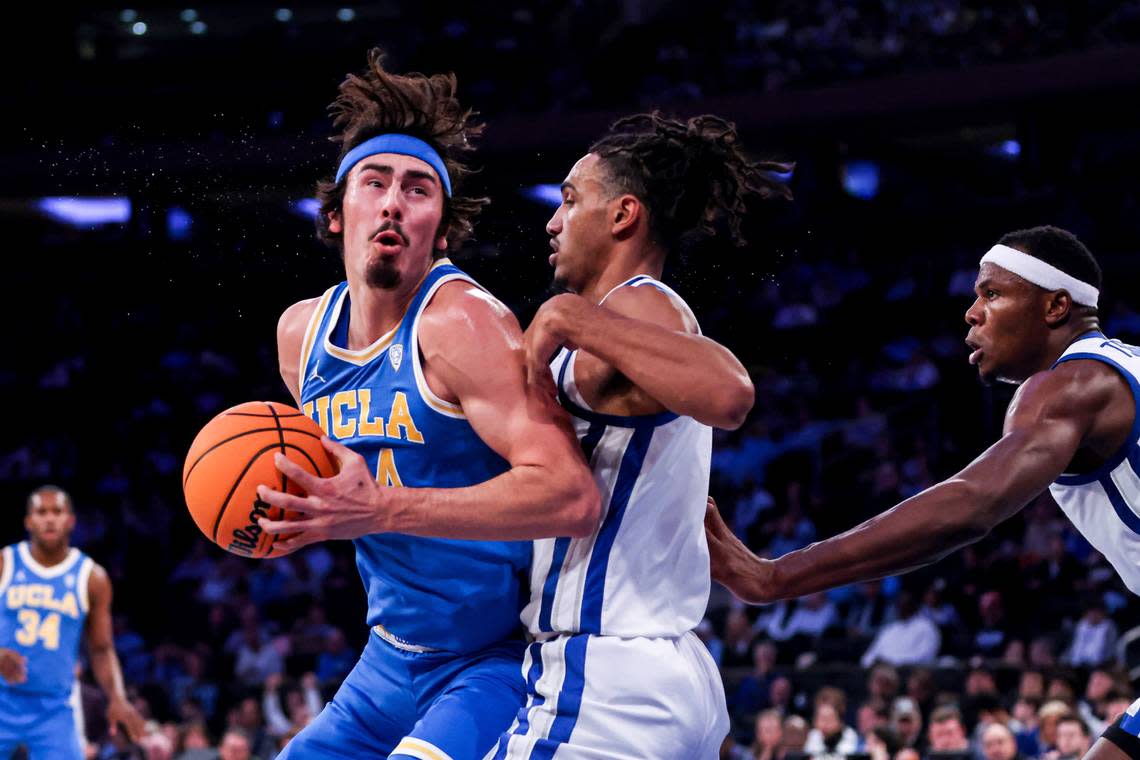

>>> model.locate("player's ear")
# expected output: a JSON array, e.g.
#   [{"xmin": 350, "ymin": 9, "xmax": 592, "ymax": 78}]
[
  {"xmin": 327, "ymin": 210, "xmax": 343, "ymax": 235},
  {"xmin": 434, "ymin": 228, "xmax": 449, "ymax": 252},
  {"xmin": 1044, "ymin": 290, "xmax": 1072, "ymax": 326},
  {"xmin": 611, "ymin": 194, "xmax": 642, "ymax": 240}
]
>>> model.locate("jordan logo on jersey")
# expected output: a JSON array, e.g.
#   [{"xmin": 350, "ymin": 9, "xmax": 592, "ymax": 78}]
[{"xmin": 389, "ymin": 344, "xmax": 403, "ymax": 371}]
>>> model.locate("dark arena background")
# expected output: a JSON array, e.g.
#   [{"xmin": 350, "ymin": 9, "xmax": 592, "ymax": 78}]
[{"xmin": 3, "ymin": 3, "xmax": 1140, "ymax": 759}]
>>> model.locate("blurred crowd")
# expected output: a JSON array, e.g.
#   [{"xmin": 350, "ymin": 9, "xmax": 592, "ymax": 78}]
[{"xmin": 396, "ymin": 0, "xmax": 1140, "ymax": 114}]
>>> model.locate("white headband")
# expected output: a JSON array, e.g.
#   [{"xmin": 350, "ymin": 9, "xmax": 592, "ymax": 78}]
[{"xmin": 979, "ymin": 244, "xmax": 1099, "ymax": 308}]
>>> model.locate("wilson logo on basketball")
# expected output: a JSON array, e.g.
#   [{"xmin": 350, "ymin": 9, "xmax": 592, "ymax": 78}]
[{"xmin": 227, "ymin": 497, "xmax": 271, "ymax": 557}]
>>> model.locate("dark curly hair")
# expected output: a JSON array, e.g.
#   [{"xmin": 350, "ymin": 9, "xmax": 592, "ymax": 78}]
[
  {"xmin": 588, "ymin": 112, "xmax": 792, "ymax": 252},
  {"xmin": 315, "ymin": 48, "xmax": 488, "ymax": 255}
]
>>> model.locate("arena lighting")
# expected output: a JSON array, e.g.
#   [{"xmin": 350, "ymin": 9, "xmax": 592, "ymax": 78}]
[
  {"xmin": 166, "ymin": 206, "xmax": 192, "ymax": 240},
  {"xmin": 766, "ymin": 168, "xmax": 794, "ymax": 183},
  {"xmin": 37, "ymin": 196, "xmax": 131, "ymax": 227},
  {"xmin": 131, "ymin": 21, "xmax": 147, "ymax": 35},
  {"xmin": 119, "ymin": 9, "xmax": 137, "ymax": 23},
  {"xmin": 189, "ymin": 21, "xmax": 207, "ymax": 35},
  {"xmin": 522, "ymin": 183, "xmax": 562, "ymax": 208},
  {"xmin": 988, "ymin": 139, "xmax": 1022, "ymax": 160},
  {"xmin": 336, "ymin": 7, "xmax": 356, "ymax": 21},
  {"xmin": 180, "ymin": 8, "xmax": 198, "ymax": 22},
  {"xmin": 841, "ymin": 160, "xmax": 880, "ymax": 201},
  {"xmin": 291, "ymin": 198, "xmax": 320, "ymax": 219},
  {"xmin": 274, "ymin": 8, "xmax": 293, "ymax": 22}
]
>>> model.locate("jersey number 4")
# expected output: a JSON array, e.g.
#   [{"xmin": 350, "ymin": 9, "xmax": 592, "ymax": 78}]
[{"xmin": 15, "ymin": 609, "xmax": 61, "ymax": 650}]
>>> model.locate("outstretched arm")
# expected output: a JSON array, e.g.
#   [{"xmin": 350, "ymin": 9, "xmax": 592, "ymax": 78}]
[
  {"xmin": 710, "ymin": 363, "xmax": 1109, "ymax": 604},
  {"xmin": 85, "ymin": 565, "xmax": 146, "ymax": 742},
  {"xmin": 258, "ymin": 283, "xmax": 599, "ymax": 548},
  {"xmin": 525, "ymin": 289, "xmax": 754, "ymax": 429}
]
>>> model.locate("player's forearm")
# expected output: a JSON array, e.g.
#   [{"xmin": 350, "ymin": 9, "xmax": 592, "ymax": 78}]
[
  {"xmin": 563, "ymin": 306, "xmax": 753, "ymax": 429},
  {"xmin": 89, "ymin": 646, "xmax": 128, "ymax": 701},
  {"xmin": 758, "ymin": 479, "xmax": 990, "ymax": 602},
  {"xmin": 380, "ymin": 462, "xmax": 600, "ymax": 540}
]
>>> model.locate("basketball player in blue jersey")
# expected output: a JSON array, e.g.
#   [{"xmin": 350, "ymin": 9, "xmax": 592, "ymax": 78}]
[
  {"xmin": 0, "ymin": 485, "xmax": 145, "ymax": 758},
  {"xmin": 705, "ymin": 225, "xmax": 1140, "ymax": 760},
  {"xmin": 255, "ymin": 50, "xmax": 598, "ymax": 760}
]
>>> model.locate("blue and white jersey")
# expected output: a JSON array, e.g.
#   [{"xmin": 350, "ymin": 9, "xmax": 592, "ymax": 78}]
[
  {"xmin": 522, "ymin": 275, "xmax": 713, "ymax": 639},
  {"xmin": 298, "ymin": 258, "xmax": 531, "ymax": 654},
  {"xmin": 0, "ymin": 542, "xmax": 93, "ymax": 697},
  {"xmin": 1049, "ymin": 331, "xmax": 1140, "ymax": 594}
]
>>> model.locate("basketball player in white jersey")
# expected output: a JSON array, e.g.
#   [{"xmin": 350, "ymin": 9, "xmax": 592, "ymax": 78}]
[
  {"xmin": 705, "ymin": 225, "xmax": 1140, "ymax": 760},
  {"xmin": 486, "ymin": 113, "xmax": 791, "ymax": 759}
]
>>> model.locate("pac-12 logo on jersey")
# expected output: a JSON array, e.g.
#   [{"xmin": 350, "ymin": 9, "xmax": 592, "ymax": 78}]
[{"xmin": 389, "ymin": 344, "xmax": 403, "ymax": 371}]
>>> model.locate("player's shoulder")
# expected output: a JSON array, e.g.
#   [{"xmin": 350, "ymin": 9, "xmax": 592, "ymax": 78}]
[
  {"xmin": 603, "ymin": 280, "xmax": 696, "ymax": 333},
  {"xmin": 277, "ymin": 294, "xmax": 329, "ymax": 352},
  {"xmin": 419, "ymin": 278, "xmax": 520, "ymax": 348},
  {"xmin": 1017, "ymin": 358, "xmax": 1125, "ymax": 416},
  {"xmin": 279, "ymin": 294, "xmax": 326, "ymax": 332},
  {"xmin": 85, "ymin": 560, "xmax": 110, "ymax": 596}
]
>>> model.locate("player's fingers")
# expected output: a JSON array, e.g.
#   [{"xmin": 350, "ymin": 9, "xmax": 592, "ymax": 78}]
[
  {"xmin": 271, "ymin": 535, "xmax": 311, "ymax": 555},
  {"xmin": 321, "ymin": 435, "xmax": 360, "ymax": 470},
  {"xmin": 257, "ymin": 486, "xmax": 318, "ymax": 514},
  {"xmin": 258, "ymin": 514, "xmax": 317, "ymax": 535},
  {"xmin": 273, "ymin": 454, "xmax": 323, "ymax": 493}
]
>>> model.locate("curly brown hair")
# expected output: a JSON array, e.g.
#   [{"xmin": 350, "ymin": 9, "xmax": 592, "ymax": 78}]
[
  {"xmin": 588, "ymin": 112, "xmax": 792, "ymax": 252},
  {"xmin": 315, "ymin": 48, "xmax": 488, "ymax": 255}
]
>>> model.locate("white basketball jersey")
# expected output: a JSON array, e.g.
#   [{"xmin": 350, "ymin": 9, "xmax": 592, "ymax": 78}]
[
  {"xmin": 1049, "ymin": 332, "xmax": 1140, "ymax": 594},
  {"xmin": 522, "ymin": 275, "xmax": 713, "ymax": 639}
]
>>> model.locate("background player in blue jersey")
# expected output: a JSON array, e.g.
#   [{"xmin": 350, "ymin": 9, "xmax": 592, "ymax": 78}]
[
  {"xmin": 0, "ymin": 485, "xmax": 145, "ymax": 759},
  {"xmin": 704, "ymin": 225, "xmax": 1140, "ymax": 760},
  {"xmin": 256, "ymin": 50, "xmax": 598, "ymax": 760}
]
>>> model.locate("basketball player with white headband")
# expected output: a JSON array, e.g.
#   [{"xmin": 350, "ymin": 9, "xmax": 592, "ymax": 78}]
[{"xmin": 705, "ymin": 225, "xmax": 1140, "ymax": 760}]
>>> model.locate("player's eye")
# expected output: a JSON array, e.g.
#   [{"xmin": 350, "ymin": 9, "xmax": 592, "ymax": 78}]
[{"xmin": 986, "ymin": 289, "xmax": 998, "ymax": 299}]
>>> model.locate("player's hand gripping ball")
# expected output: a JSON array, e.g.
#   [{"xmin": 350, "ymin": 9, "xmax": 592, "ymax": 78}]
[{"xmin": 183, "ymin": 401, "xmax": 336, "ymax": 558}]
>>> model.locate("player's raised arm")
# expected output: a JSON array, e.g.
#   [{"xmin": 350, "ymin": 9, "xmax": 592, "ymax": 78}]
[
  {"xmin": 711, "ymin": 360, "xmax": 1110, "ymax": 604},
  {"xmin": 277, "ymin": 298, "xmax": 321, "ymax": 407},
  {"xmin": 257, "ymin": 283, "xmax": 600, "ymax": 546},
  {"xmin": 525, "ymin": 284, "xmax": 754, "ymax": 429},
  {"xmin": 85, "ymin": 564, "xmax": 146, "ymax": 742}
]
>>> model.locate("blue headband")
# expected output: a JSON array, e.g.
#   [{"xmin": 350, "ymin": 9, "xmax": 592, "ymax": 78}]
[{"xmin": 335, "ymin": 134, "xmax": 452, "ymax": 196}]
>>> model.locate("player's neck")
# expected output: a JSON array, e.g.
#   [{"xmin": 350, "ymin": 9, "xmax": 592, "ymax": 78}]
[
  {"xmin": 1036, "ymin": 317, "xmax": 1103, "ymax": 376},
  {"xmin": 581, "ymin": 245, "xmax": 665, "ymax": 304},
  {"xmin": 345, "ymin": 265, "xmax": 431, "ymax": 349},
  {"xmin": 28, "ymin": 540, "xmax": 70, "ymax": 567}
]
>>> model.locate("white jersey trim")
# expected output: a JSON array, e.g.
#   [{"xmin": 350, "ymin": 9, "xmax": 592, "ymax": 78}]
[
  {"xmin": 78, "ymin": 557, "xmax": 95, "ymax": 614},
  {"xmin": 297, "ymin": 285, "xmax": 338, "ymax": 396},
  {"xmin": 409, "ymin": 272, "xmax": 484, "ymax": 419},
  {"xmin": 17, "ymin": 542, "xmax": 81, "ymax": 578},
  {"xmin": 0, "ymin": 546, "xmax": 12, "ymax": 594}
]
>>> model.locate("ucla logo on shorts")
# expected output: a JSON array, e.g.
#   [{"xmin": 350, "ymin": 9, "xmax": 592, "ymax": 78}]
[{"xmin": 390, "ymin": 344, "xmax": 403, "ymax": 371}]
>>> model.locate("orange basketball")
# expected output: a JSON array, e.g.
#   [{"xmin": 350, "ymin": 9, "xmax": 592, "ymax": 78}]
[{"xmin": 182, "ymin": 401, "xmax": 336, "ymax": 558}]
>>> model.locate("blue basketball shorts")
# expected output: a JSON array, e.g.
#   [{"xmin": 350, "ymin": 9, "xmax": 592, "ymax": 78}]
[
  {"xmin": 0, "ymin": 688, "xmax": 83, "ymax": 760},
  {"xmin": 278, "ymin": 631, "xmax": 526, "ymax": 760}
]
